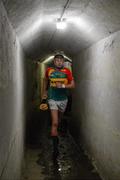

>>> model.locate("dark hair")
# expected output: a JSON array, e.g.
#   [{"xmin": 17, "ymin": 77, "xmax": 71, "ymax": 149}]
[{"xmin": 54, "ymin": 54, "xmax": 64, "ymax": 59}]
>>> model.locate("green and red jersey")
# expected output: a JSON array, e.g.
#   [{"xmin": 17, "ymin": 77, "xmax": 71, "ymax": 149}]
[{"xmin": 45, "ymin": 67, "xmax": 73, "ymax": 100}]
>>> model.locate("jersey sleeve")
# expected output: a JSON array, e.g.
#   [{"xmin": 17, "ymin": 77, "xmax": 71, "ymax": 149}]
[
  {"xmin": 45, "ymin": 67, "xmax": 55, "ymax": 78},
  {"xmin": 45, "ymin": 67, "xmax": 51, "ymax": 78},
  {"xmin": 45, "ymin": 68, "xmax": 49, "ymax": 78},
  {"xmin": 65, "ymin": 68, "xmax": 74, "ymax": 82}
]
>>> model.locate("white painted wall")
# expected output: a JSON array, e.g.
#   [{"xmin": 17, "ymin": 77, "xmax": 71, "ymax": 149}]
[
  {"xmin": 72, "ymin": 31, "xmax": 120, "ymax": 180},
  {"xmin": 0, "ymin": 2, "xmax": 26, "ymax": 179}
]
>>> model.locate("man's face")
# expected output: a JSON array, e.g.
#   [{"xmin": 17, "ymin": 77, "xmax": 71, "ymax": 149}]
[{"xmin": 54, "ymin": 57, "xmax": 64, "ymax": 68}]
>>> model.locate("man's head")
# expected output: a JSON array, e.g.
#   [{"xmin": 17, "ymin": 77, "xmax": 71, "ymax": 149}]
[{"xmin": 53, "ymin": 54, "xmax": 64, "ymax": 69}]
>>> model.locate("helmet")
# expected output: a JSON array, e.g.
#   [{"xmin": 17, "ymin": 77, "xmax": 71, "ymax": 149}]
[{"xmin": 54, "ymin": 54, "xmax": 64, "ymax": 59}]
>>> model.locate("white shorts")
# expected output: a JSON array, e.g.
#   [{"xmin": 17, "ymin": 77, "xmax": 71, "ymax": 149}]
[{"xmin": 48, "ymin": 99, "xmax": 68, "ymax": 112}]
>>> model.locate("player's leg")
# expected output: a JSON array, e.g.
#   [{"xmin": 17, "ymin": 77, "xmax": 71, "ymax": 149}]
[
  {"xmin": 48, "ymin": 99, "xmax": 59, "ymax": 157},
  {"xmin": 57, "ymin": 99, "xmax": 68, "ymax": 135},
  {"xmin": 50, "ymin": 109, "xmax": 59, "ymax": 136},
  {"xmin": 48, "ymin": 99, "xmax": 59, "ymax": 136},
  {"xmin": 50, "ymin": 109, "xmax": 59, "ymax": 158}
]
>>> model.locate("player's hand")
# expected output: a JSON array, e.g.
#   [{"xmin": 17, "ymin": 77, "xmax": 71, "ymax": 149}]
[
  {"xmin": 39, "ymin": 103, "xmax": 48, "ymax": 111},
  {"xmin": 39, "ymin": 98, "xmax": 48, "ymax": 111},
  {"xmin": 42, "ymin": 94, "xmax": 47, "ymax": 99},
  {"xmin": 56, "ymin": 82, "xmax": 62, "ymax": 88},
  {"xmin": 42, "ymin": 91, "xmax": 48, "ymax": 99}
]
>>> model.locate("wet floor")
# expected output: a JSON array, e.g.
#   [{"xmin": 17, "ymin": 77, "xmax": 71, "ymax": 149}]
[{"xmin": 22, "ymin": 115, "xmax": 102, "ymax": 180}]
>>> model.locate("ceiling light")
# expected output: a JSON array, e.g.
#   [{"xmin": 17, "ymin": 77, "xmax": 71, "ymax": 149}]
[
  {"xmin": 43, "ymin": 56, "xmax": 54, "ymax": 64},
  {"xmin": 56, "ymin": 18, "xmax": 67, "ymax": 30},
  {"xmin": 42, "ymin": 54, "xmax": 72, "ymax": 64}
]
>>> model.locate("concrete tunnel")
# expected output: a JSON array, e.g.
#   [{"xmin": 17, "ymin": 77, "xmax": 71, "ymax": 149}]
[{"xmin": 0, "ymin": 0, "xmax": 120, "ymax": 179}]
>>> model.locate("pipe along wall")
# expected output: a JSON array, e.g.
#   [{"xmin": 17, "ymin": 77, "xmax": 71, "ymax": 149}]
[{"xmin": 1, "ymin": 1, "xmax": 120, "ymax": 179}]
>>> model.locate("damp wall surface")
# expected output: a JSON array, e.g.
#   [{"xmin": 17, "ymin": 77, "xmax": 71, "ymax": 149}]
[
  {"xmin": 0, "ymin": 2, "xmax": 26, "ymax": 179},
  {"xmin": 71, "ymin": 31, "xmax": 120, "ymax": 180},
  {"xmin": 25, "ymin": 61, "xmax": 47, "ymax": 145}
]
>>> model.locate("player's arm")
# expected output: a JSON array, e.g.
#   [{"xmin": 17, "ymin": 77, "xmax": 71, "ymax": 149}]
[
  {"xmin": 56, "ymin": 79, "xmax": 75, "ymax": 88},
  {"xmin": 64, "ymin": 68, "xmax": 75, "ymax": 88},
  {"xmin": 56, "ymin": 68, "xmax": 75, "ymax": 89},
  {"xmin": 64, "ymin": 79, "xmax": 75, "ymax": 89},
  {"xmin": 42, "ymin": 77, "xmax": 48, "ymax": 98},
  {"xmin": 42, "ymin": 68, "xmax": 49, "ymax": 99},
  {"xmin": 40, "ymin": 77, "xmax": 48, "ymax": 111}
]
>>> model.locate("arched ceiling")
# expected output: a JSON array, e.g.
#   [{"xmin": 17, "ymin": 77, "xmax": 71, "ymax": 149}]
[{"xmin": 2, "ymin": 0, "xmax": 120, "ymax": 61}]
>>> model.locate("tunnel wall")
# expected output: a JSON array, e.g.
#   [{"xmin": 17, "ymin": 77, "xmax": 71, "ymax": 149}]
[
  {"xmin": 72, "ymin": 31, "xmax": 120, "ymax": 180},
  {"xmin": 25, "ymin": 60, "xmax": 40, "ymax": 145},
  {"xmin": 25, "ymin": 61, "xmax": 47, "ymax": 145},
  {"xmin": 0, "ymin": 2, "xmax": 25, "ymax": 180}
]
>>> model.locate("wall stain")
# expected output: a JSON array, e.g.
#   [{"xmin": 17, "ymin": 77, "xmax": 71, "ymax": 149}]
[{"xmin": 103, "ymin": 39, "xmax": 115, "ymax": 53}]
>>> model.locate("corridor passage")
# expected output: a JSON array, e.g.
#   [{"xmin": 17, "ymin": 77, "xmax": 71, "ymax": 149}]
[
  {"xmin": 22, "ymin": 111, "xmax": 101, "ymax": 180},
  {"xmin": 1, "ymin": 0, "xmax": 120, "ymax": 179}
]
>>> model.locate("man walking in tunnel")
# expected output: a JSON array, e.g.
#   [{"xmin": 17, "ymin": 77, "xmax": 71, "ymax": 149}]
[{"xmin": 42, "ymin": 53, "xmax": 75, "ymax": 157}]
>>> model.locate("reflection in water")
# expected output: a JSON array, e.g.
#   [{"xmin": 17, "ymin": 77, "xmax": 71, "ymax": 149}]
[
  {"xmin": 23, "ymin": 107, "xmax": 101, "ymax": 180},
  {"xmin": 52, "ymin": 158, "xmax": 61, "ymax": 180},
  {"xmin": 35, "ymin": 126, "xmax": 101, "ymax": 180}
]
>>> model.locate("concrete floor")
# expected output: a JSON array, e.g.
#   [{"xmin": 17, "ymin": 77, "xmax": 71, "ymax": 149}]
[{"xmin": 22, "ymin": 111, "xmax": 102, "ymax": 180}]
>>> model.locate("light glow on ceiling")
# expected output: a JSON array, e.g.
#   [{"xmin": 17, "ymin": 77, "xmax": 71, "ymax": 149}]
[
  {"xmin": 19, "ymin": 18, "xmax": 43, "ymax": 41},
  {"xmin": 69, "ymin": 17, "xmax": 92, "ymax": 32},
  {"xmin": 68, "ymin": 17, "xmax": 98, "ymax": 41}
]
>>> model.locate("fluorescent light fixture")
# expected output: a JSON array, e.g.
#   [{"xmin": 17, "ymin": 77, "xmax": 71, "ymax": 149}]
[
  {"xmin": 64, "ymin": 55, "xmax": 72, "ymax": 62},
  {"xmin": 43, "ymin": 54, "xmax": 72, "ymax": 64},
  {"xmin": 43, "ymin": 56, "xmax": 54, "ymax": 64},
  {"xmin": 56, "ymin": 19, "xmax": 67, "ymax": 30}
]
